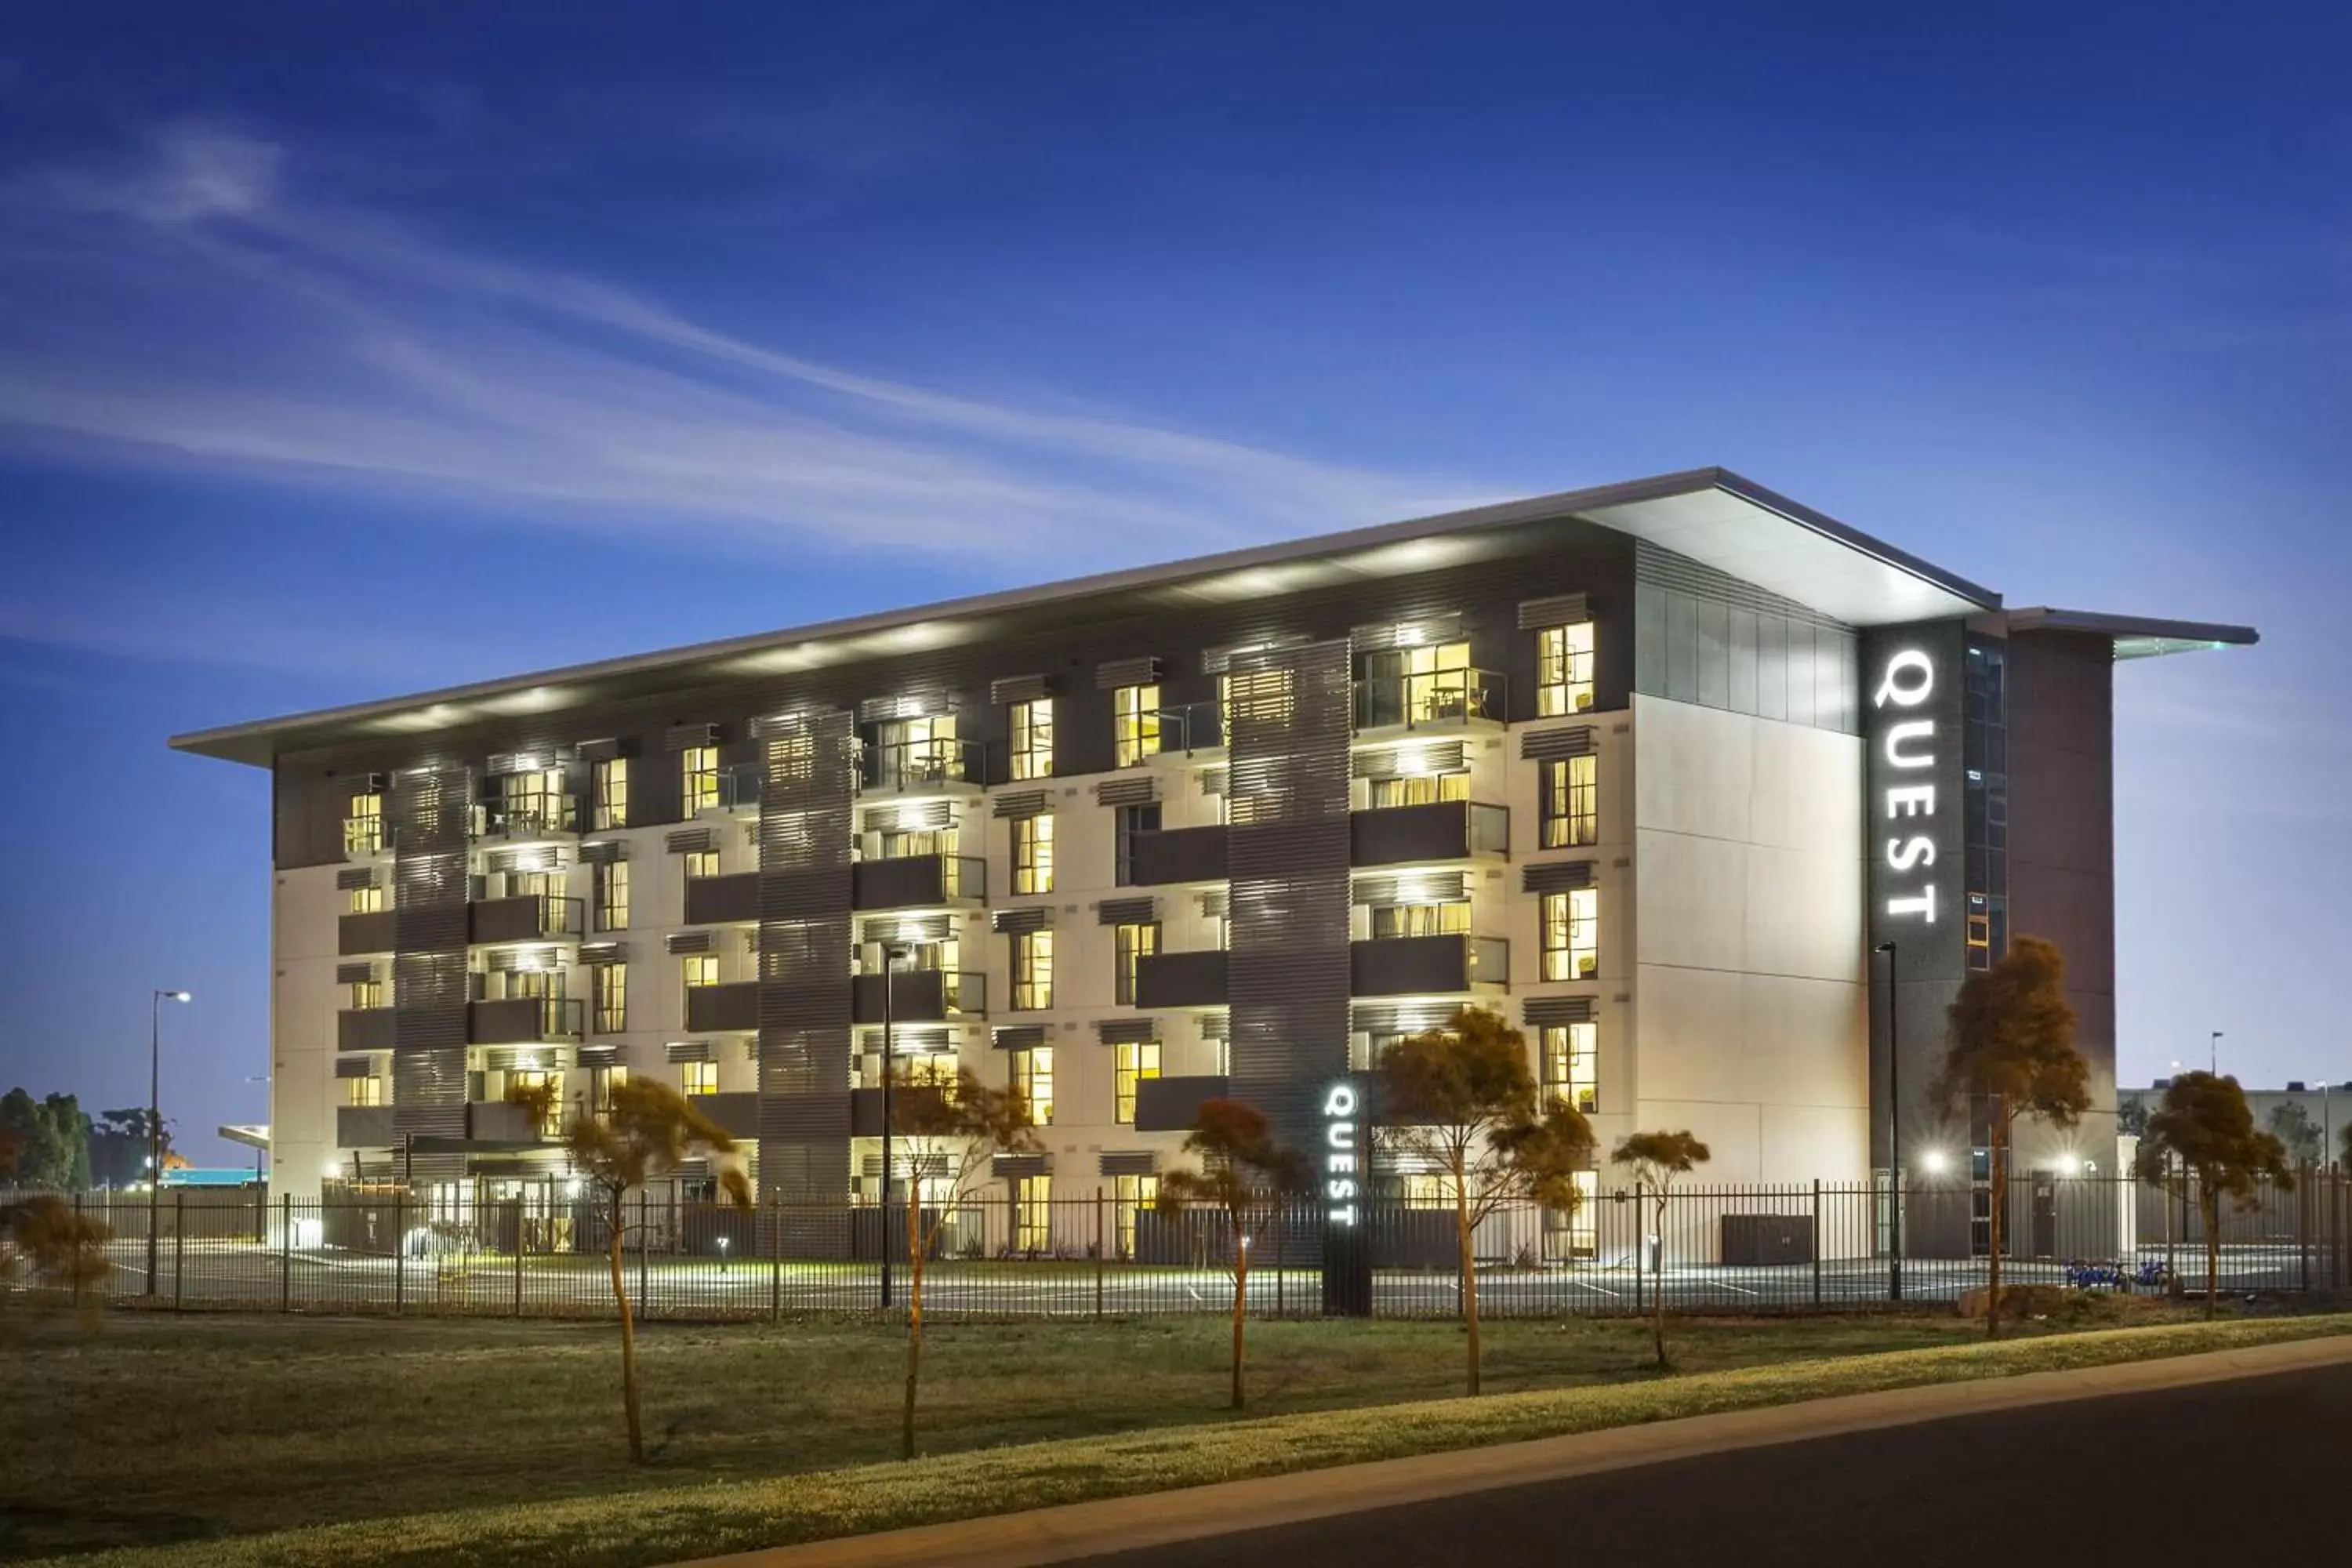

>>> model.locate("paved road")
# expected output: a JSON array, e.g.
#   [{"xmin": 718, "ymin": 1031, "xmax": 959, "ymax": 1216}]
[{"xmin": 1072, "ymin": 1359, "xmax": 2352, "ymax": 1566}]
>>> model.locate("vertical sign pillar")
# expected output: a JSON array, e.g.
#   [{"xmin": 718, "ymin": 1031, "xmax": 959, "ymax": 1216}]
[{"xmin": 1320, "ymin": 1076, "xmax": 1373, "ymax": 1316}]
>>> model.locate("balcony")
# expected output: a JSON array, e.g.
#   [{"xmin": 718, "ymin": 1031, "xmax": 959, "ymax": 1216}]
[
  {"xmin": 1352, "ymin": 668, "xmax": 1507, "ymax": 735},
  {"xmin": 692, "ymin": 1091, "xmax": 761, "ymax": 1140},
  {"xmin": 1349, "ymin": 935, "xmax": 1509, "ymax": 997},
  {"xmin": 685, "ymin": 982, "xmax": 761, "ymax": 1034},
  {"xmin": 337, "ymin": 1007, "xmax": 398, "ymax": 1052},
  {"xmin": 1151, "ymin": 699, "xmax": 1225, "ymax": 757},
  {"xmin": 1133, "ymin": 949, "xmax": 1229, "ymax": 1009},
  {"xmin": 338, "ymin": 909, "xmax": 399, "ymax": 956},
  {"xmin": 1134, "ymin": 1075, "xmax": 1232, "ymax": 1134},
  {"xmin": 851, "ymin": 968, "xmax": 985, "ymax": 1024},
  {"xmin": 684, "ymin": 871, "xmax": 761, "ymax": 926},
  {"xmin": 471, "ymin": 798, "xmax": 579, "ymax": 844},
  {"xmin": 697, "ymin": 764, "xmax": 761, "ymax": 817},
  {"xmin": 853, "ymin": 854, "xmax": 985, "ymax": 911},
  {"xmin": 862, "ymin": 738, "xmax": 983, "ymax": 797},
  {"xmin": 341, "ymin": 817, "xmax": 394, "ymax": 860},
  {"xmin": 469, "ymin": 894, "xmax": 583, "ymax": 946},
  {"xmin": 1127, "ymin": 824, "xmax": 1229, "ymax": 887},
  {"xmin": 1352, "ymin": 800, "xmax": 1510, "ymax": 866},
  {"xmin": 466, "ymin": 1099, "xmax": 552, "ymax": 1144},
  {"xmin": 466, "ymin": 996, "xmax": 584, "ymax": 1044},
  {"xmin": 336, "ymin": 1105, "xmax": 397, "ymax": 1147},
  {"xmin": 848, "ymin": 1083, "xmax": 949, "ymax": 1136}
]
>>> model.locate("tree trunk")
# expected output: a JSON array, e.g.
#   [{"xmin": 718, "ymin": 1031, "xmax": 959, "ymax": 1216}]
[
  {"xmin": 1651, "ymin": 1187, "xmax": 1668, "ymax": 1368},
  {"xmin": 902, "ymin": 1178, "xmax": 924, "ymax": 1459},
  {"xmin": 1455, "ymin": 1164, "xmax": 1482, "ymax": 1396},
  {"xmin": 1984, "ymin": 1098, "xmax": 2005, "ymax": 1341},
  {"xmin": 608, "ymin": 1192, "xmax": 644, "ymax": 1462},
  {"xmin": 1229, "ymin": 1204, "xmax": 1249, "ymax": 1411},
  {"xmin": 2203, "ymin": 1189, "xmax": 2220, "ymax": 1320}
]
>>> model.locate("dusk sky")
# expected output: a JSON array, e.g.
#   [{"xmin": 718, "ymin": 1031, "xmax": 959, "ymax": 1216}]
[{"xmin": 1, "ymin": 5, "xmax": 2345, "ymax": 1163}]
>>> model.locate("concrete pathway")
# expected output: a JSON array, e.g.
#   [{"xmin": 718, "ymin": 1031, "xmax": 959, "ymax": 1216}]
[{"xmin": 674, "ymin": 1332, "xmax": 2352, "ymax": 1568}]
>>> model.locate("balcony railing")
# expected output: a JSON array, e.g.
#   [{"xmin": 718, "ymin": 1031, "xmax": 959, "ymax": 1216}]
[
  {"xmin": 683, "ymin": 871, "xmax": 761, "ymax": 926},
  {"xmin": 468, "ymin": 894, "xmax": 583, "ymax": 945},
  {"xmin": 1351, "ymin": 800, "xmax": 1510, "ymax": 866},
  {"xmin": 862, "ymin": 738, "xmax": 983, "ymax": 793},
  {"xmin": 466, "ymin": 996, "xmax": 584, "ymax": 1044},
  {"xmin": 1152, "ymin": 699, "xmax": 1225, "ymax": 755},
  {"xmin": 1352, "ymin": 668, "xmax": 1507, "ymax": 732},
  {"xmin": 342, "ymin": 816, "xmax": 393, "ymax": 858},
  {"xmin": 852, "ymin": 853, "xmax": 985, "ymax": 910},
  {"xmin": 1125, "ymin": 824, "xmax": 1229, "ymax": 887},
  {"xmin": 702, "ymin": 765, "xmax": 761, "ymax": 814},
  {"xmin": 472, "ymin": 798, "xmax": 580, "ymax": 840},
  {"xmin": 1348, "ymin": 934, "xmax": 1509, "ymax": 996},
  {"xmin": 851, "ymin": 968, "xmax": 985, "ymax": 1023},
  {"xmin": 685, "ymin": 982, "xmax": 760, "ymax": 1034},
  {"xmin": 1133, "ymin": 949, "xmax": 1230, "ymax": 1009}
]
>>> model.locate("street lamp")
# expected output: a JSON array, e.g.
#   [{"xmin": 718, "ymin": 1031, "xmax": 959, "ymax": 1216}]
[
  {"xmin": 1873, "ymin": 942, "xmax": 1902, "ymax": 1301},
  {"xmin": 878, "ymin": 941, "xmax": 912, "ymax": 1310},
  {"xmin": 2210, "ymin": 1031, "xmax": 2223, "ymax": 1076},
  {"xmin": 2318, "ymin": 1083, "xmax": 2333, "ymax": 1174},
  {"xmin": 146, "ymin": 989, "xmax": 192, "ymax": 1294}
]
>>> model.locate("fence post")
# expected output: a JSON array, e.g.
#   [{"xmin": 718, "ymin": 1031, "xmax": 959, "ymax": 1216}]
[
  {"xmin": 1094, "ymin": 1189, "xmax": 1105, "ymax": 1321},
  {"xmin": 394, "ymin": 1190, "xmax": 406, "ymax": 1316},
  {"xmin": 72, "ymin": 1191, "xmax": 85, "ymax": 1311},
  {"xmin": 514, "ymin": 1207, "xmax": 524, "ymax": 1316},
  {"xmin": 280, "ymin": 1194, "xmax": 292, "ymax": 1313},
  {"xmin": 636, "ymin": 1189, "xmax": 650, "ymax": 1320},
  {"xmin": 769, "ymin": 1197, "xmax": 781, "ymax": 1322},
  {"xmin": 2300, "ymin": 1173, "xmax": 2312, "ymax": 1294},
  {"xmin": 172, "ymin": 1189, "xmax": 185, "ymax": 1312},
  {"xmin": 1624, "ymin": 1189, "xmax": 1641, "ymax": 1317},
  {"xmin": 1811, "ymin": 1180, "xmax": 1822, "ymax": 1308}
]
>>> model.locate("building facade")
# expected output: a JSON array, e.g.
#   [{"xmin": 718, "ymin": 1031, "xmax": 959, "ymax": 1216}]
[{"xmin": 173, "ymin": 469, "xmax": 2253, "ymax": 1253}]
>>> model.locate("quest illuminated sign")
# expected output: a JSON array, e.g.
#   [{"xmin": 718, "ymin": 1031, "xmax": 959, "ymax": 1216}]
[
  {"xmin": 1322, "ymin": 1081, "xmax": 1360, "ymax": 1227},
  {"xmin": 1871, "ymin": 647, "xmax": 1943, "ymax": 925}
]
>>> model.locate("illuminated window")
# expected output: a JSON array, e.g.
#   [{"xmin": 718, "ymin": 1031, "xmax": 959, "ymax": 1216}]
[
  {"xmin": 346, "ymin": 1074, "xmax": 384, "ymax": 1107},
  {"xmin": 596, "ymin": 859, "xmax": 630, "ymax": 931},
  {"xmin": 593, "ymin": 963, "xmax": 627, "ymax": 1033},
  {"xmin": 588, "ymin": 1065, "xmax": 629, "ymax": 1120},
  {"xmin": 1373, "ymin": 641, "xmax": 1472, "ymax": 726},
  {"xmin": 1114, "ymin": 1041, "xmax": 1160, "ymax": 1124},
  {"xmin": 1009, "ymin": 698, "xmax": 1054, "ymax": 780},
  {"xmin": 1545, "ymin": 1170, "xmax": 1599, "ymax": 1259},
  {"xmin": 1011, "ymin": 929, "xmax": 1054, "ymax": 1011},
  {"xmin": 1114, "ymin": 1172, "xmax": 1159, "ymax": 1259},
  {"xmin": 507, "ymin": 1070, "xmax": 564, "ymax": 1138},
  {"xmin": 1542, "ymin": 1022, "xmax": 1598, "ymax": 1113},
  {"xmin": 1014, "ymin": 1172, "xmax": 1053, "ymax": 1252},
  {"xmin": 876, "ymin": 713, "xmax": 961, "ymax": 788},
  {"xmin": 1541, "ymin": 888, "xmax": 1599, "ymax": 981},
  {"xmin": 348, "ymin": 975, "xmax": 384, "ymax": 1011},
  {"xmin": 681, "ymin": 953, "xmax": 720, "ymax": 991},
  {"xmin": 1012, "ymin": 814, "xmax": 1055, "ymax": 895},
  {"xmin": 682, "ymin": 746, "xmax": 719, "ymax": 814},
  {"xmin": 1536, "ymin": 622, "xmax": 1595, "ymax": 716},
  {"xmin": 1113, "ymin": 802, "xmax": 1161, "ymax": 886},
  {"xmin": 1399, "ymin": 1173, "xmax": 1460, "ymax": 1210},
  {"xmin": 1540, "ymin": 754, "xmax": 1599, "ymax": 849},
  {"xmin": 683, "ymin": 850, "xmax": 720, "ymax": 880},
  {"xmin": 1113, "ymin": 921, "xmax": 1159, "ymax": 1006},
  {"xmin": 1370, "ymin": 900, "xmax": 1470, "ymax": 938},
  {"xmin": 1369, "ymin": 771, "xmax": 1468, "ymax": 808},
  {"xmin": 343, "ymin": 793, "xmax": 384, "ymax": 855},
  {"xmin": 348, "ymin": 882, "xmax": 386, "ymax": 915},
  {"xmin": 592, "ymin": 757, "xmax": 630, "ymax": 829},
  {"xmin": 680, "ymin": 1060, "xmax": 718, "ymax": 1096},
  {"xmin": 1011, "ymin": 1046, "xmax": 1054, "ymax": 1126},
  {"xmin": 1114, "ymin": 684, "xmax": 1161, "ymax": 767},
  {"xmin": 498, "ymin": 768, "xmax": 572, "ymax": 835}
]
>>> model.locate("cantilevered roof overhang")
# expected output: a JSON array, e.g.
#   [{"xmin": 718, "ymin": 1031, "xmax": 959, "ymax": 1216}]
[
  {"xmin": 166, "ymin": 466, "xmax": 2205, "ymax": 768},
  {"xmin": 1997, "ymin": 607, "xmax": 2260, "ymax": 661}
]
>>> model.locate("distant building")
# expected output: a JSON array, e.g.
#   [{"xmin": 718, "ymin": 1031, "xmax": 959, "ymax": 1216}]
[{"xmin": 2123, "ymin": 1080, "xmax": 2347, "ymax": 1166}]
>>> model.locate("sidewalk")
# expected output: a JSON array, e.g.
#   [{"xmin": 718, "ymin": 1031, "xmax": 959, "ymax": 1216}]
[{"xmin": 676, "ymin": 1333, "xmax": 2352, "ymax": 1568}]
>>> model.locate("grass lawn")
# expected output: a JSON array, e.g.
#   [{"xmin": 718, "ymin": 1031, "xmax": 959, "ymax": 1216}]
[{"xmin": 2, "ymin": 1298, "xmax": 2337, "ymax": 1565}]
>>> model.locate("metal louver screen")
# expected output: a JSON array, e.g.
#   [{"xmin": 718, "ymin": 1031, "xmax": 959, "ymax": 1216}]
[
  {"xmin": 992, "ymin": 1025, "xmax": 1047, "ymax": 1051},
  {"xmin": 755, "ymin": 708, "xmax": 855, "ymax": 1230},
  {"xmin": 993, "ymin": 790, "xmax": 1050, "ymax": 819},
  {"xmin": 1520, "ymin": 727, "xmax": 1596, "ymax": 761},
  {"xmin": 1201, "ymin": 635, "xmax": 1308, "ymax": 675},
  {"xmin": 576, "ymin": 942, "xmax": 623, "ymax": 966},
  {"xmin": 1518, "ymin": 593, "xmax": 1590, "ymax": 630},
  {"xmin": 1227, "ymin": 637, "xmax": 1352, "ymax": 1234},
  {"xmin": 390, "ymin": 762, "xmax": 470, "ymax": 1185},
  {"xmin": 334, "ymin": 961, "xmax": 376, "ymax": 985},
  {"xmin": 860, "ymin": 913, "xmax": 952, "ymax": 945},
  {"xmin": 664, "ymin": 723, "xmax": 720, "ymax": 751},
  {"xmin": 1096, "ymin": 896, "xmax": 1157, "ymax": 925},
  {"xmin": 1198, "ymin": 889, "xmax": 1230, "ymax": 920},
  {"xmin": 1523, "ymin": 995, "xmax": 1596, "ymax": 1026},
  {"xmin": 862, "ymin": 799, "xmax": 953, "ymax": 835},
  {"xmin": 1353, "ymin": 741, "xmax": 1467, "ymax": 779},
  {"xmin": 333, "ymin": 1055, "xmax": 379, "ymax": 1080},
  {"xmin": 1351, "ymin": 612, "xmax": 1462, "ymax": 652},
  {"xmin": 1198, "ymin": 1010, "xmax": 1231, "ymax": 1042},
  {"xmin": 1092, "ymin": 777, "xmax": 1156, "ymax": 808},
  {"xmin": 576, "ymin": 737, "xmax": 622, "ymax": 763},
  {"xmin": 1352, "ymin": 1000, "xmax": 1461, "ymax": 1035},
  {"xmin": 858, "ymin": 689, "xmax": 950, "ymax": 723},
  {"xmin": 1098, "ymin": 1150, "xmax": 1159, "ymax": 1177},
  {"xmin": 991, "ymin": 906, "xmax": 1051, "ymax": 934},
  {"xmin": 863, "ymin": 1025, "xmax": 950, "ymax": 1053},
  {"xmin": 1522, "ymin": 859, "xmax": 1597, "ymax": 894},
  {"xmin": 1094, "ymin": 655, "xmax": 1161, "ymax": 690},
  {"xmin": 488, "ymin": 946, "xmax": 564, "ymax": 973},
  {"xmin": 993, "ymin": 1152, "xmax": 1050, "ymax": 1178},
  {"xmin": 665, "ymin": 931, "xmax": 714, "ymax": 955},
  {"xmin": 576, "ymin": 1044, "xmax": 619, "ymax": 1069},
  {"xmin": 666, "ymin": 1040, "xmax": 713, "ymax": 1063},
  {"xmin": 578, "ymin": 840, "xmax": 623, "ymax": 866},
  {"xmin": 1094, "ymin": 1017, "xmax": 1159, "ymax": 1044},
  {"xmin": 335, "ymin": 867, "xmax": 378, "ymax": 891},
  {"xmin": 1352, "ymin": 871, "xmax": 1469, "ymax": 907},
  {"xmin": 665, "ymin": 827, "xmax": 715, "ymax": 855},
  {"xmin": 989, "ymin": 673, "xmax": 1050, "ymax": 705},
  {"xmin": 1200, "ymin": 768, "xmax": 1229, "ymax": 797}
]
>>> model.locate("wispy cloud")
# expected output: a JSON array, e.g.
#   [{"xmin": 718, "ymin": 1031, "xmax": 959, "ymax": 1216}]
[{"xmin": 0, "ymin": 122, "xmax": 1486, "ymax": 571}]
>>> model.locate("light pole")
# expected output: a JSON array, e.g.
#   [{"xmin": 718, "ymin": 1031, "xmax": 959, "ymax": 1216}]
[
  {"xmin": 2319, "ymin": 1082, "xmax": 2333, "ymax": 1174},
  {"xmin": 2210, "ymin": 1031, "xmax": 2223, "ymax": 1076},
  {"xmin": 1873, "ymin": 942, "xmax": 1902, "ymax": 1301},
  {"xmin": 146, "ymin": 989, "xmax": 192, "ymax": 1294},
  {"xmin": 878, "ymin": 941, "xmax": 911, "ymax": 1309}
]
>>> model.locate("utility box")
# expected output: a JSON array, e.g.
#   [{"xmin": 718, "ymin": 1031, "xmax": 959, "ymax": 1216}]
[{"xmin": 1722, "ymin": 1214, "xmax": 1817, "ymax": 1266}]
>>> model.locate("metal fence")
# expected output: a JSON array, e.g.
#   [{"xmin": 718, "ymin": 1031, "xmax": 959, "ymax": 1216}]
[{"xmin": 5, "ymin": 1174, "xmax": 2345, "ymax": 1322}]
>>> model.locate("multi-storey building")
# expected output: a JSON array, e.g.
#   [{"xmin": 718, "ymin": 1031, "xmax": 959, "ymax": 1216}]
[{"xmin": 172, "ymin": 468, "xmax": 2252, "ymax": 1251}]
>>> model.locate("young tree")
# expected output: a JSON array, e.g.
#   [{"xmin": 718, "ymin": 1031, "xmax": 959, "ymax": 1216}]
[
  {"xmin": 1154, "ymin": 1099, "xmax": 1308, "ymax": 1411},
  {"xmin": 7, "ymin": 1195, "xmax": 113, "ymax": 1326},
  {"xmin": 1378, "ymin": 1007, "xmax": 1597, "ymax": 1394},
  {"xmin": 511, "ymin": 1078, "xmax": 750, "ymax": 1461},
  {"xmin": 1929, "ymin": 935, "xmax": 2088, "ymax": 1338},
  {"xmin": 2263, "ymin": 1102, "xmax": 2322, "ymax": 1167},
  {"xmin": 887, "ymin": 1067, "xmax": 1039, "ymax": 1458},
  {"xmin": 1611, "ymin": 1131, "xmax": 1712, "ymax": 1367},
  {"xmin": 2136, "ymin": 1072, "xmax": 2293, "ymax": 1319}
]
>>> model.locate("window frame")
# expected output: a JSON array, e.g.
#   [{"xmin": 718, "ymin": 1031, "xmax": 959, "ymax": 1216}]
[
  {"xmin": 1113, "ymin": 920, "xmax": 1160, "ymax": 1006},
  {"xmin": 1009, "ymin": 697, "xmax": 1055, "ymax": 781},
  {"xmin": 1113, "ymin": 684, "xmax": 1162, "ymax": 768},
  {"xmin": 1539, "ymin": 753, "xmax": 1599, "ymax": 849},
  {"xmin": 592, "ymin": 757, "xmax": 630, "ymax": 830},
  {"xmin": 1536, "ymin": 622, "xmax": 1596, "ymax": 717},
  {"xmin": 1012, "ymin": 812, "xmax": 1055, "ymax": 895},
  {"xmin": 1113, "ymin": 1040, "xmax": 1161, "ymax": 1125},
  {"xmin": 595, "ymin": 858, "xmax": 630, "ymax": 931},
  {"xmin": 1011, "ymin": 928, "xmax": 1054, "ymax": 1011},
  {"xmin": 681, "ymin": 746, "xmax": 720, "ymax": 815},
  {"xmin": 1541, "ymin": 887, "xmax": 1599, "ymax": 981},
  {"xmin": 1011, "ymin": 1046, "xmax": 1054, "ymax": 1126},
  {"xmin": 1541, "ymin": 1022, "xmax": 1599, "ymax": 1113},
  {"xmin": 593, "ymin": 961, "xmax": 627, "ymax": 1034}
]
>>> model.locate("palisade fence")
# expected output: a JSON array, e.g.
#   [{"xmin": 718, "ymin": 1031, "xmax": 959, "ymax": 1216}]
[{"xmin": 3, "ymin": 1175, "xmax": 2347, "ymax": 1322}]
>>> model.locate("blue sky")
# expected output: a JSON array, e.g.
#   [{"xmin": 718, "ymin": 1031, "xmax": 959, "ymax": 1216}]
[{"xmin": 2, "ymin": 4, "xmax": 2346, "ymax": 1161}]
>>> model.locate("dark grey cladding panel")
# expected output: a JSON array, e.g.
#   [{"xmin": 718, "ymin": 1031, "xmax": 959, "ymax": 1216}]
[
  {"xmin": 1521, "ymin": 858, "xmax": 1595, "ymax": 895},
  {"xmin": 1094, "ymin": 1016, "xmax": 1159, "ymax": 1044},
  {"xmin": 1519, "ymin": 726, "xmax": 1595, "ymax": 761},
  {"xmin": 1635, "ymin": 539, "xmax": 1859, "ymax": 737},
  {"xmin": 1095, "ymin": 655, "xmax": 1161, "ymax": 691},
  {"xmin": 1227, "ymin": 638, "xmax": 1352, "ymax": 1193},
  {"xmin": 1523, "ymin": 994, "xmax": 1596, "ymax": 1027},
  {"xmin": 989, "ymin": 673, "xmax": 1051, "ymax": 705},
  {"xmin": 993, "ymin": 789, "xmax": 1050, "ymax": 819},
  {"xmin": 664, "ymin": 722, "xmax": 720, "ymax": 751},
  {"xmin": 1096, "ymin": 896, "xmax": 1158, "ymax": 926},
  {"xmin": 991, "ymin": 906, "xmax": 1051, "ymax": 935},
  {"xmin": 390, "ymin": 761, "xmax": 472, "ymax": 1185},
  {"xmin": 1518, "ymin": 593, "xmax": 1590, "ymax": 630},
  {"xmin": 755, "ymin": 709, "xmax": 855, "ymax": 1212}
]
